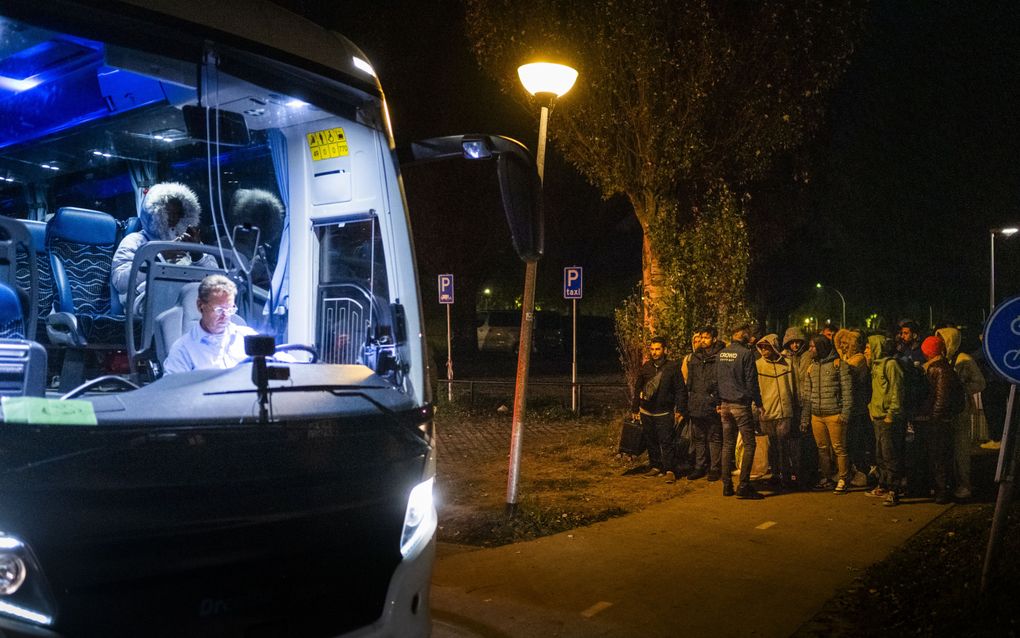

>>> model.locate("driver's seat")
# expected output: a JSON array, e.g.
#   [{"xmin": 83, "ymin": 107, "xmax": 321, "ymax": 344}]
[{"xmin": 154, "ymin": 283, "xmax": 247, "ymax": 372}]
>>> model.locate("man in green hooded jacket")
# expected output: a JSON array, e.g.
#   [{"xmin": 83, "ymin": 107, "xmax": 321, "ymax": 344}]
[{"xmin": 865, "ymin": 334, "xmax": 905, "ymax": 506}]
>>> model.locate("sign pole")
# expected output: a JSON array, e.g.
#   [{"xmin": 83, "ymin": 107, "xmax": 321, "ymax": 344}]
[
  {"xmin": 438, "ymin": 274, "xmax": 454, "ymax": 403},
  {"xmin": 571, "ymin": 298, "xmax": 578, "ymax": 414},
  {"xmin": 563, "ymin": 266, "xmax": 583, "ymax": 415},
  {"xmin": 982, "ymin": 383, "xmax": 1018, "ymax": 592},
  {"xmin": 446, "ymin": 304, "xmax": 453, "ymax": 403}
]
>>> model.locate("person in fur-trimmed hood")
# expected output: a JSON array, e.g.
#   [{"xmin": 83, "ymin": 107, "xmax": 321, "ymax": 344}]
[
  {"xmin": 836, "ymin": 328, "xmax": 873, "ymax": 487},
  {"xmin": 112, "ymin": 182, "xmax": 218, "ymax": 308},
  {"xmin": 935, "ymin": 326, "xmax": 986, "ymax": 500}
]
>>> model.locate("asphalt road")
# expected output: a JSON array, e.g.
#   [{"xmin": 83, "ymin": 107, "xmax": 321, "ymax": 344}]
[{"xmin": 430, "ymin": 480, "xmax": 950, "ymax": 637}]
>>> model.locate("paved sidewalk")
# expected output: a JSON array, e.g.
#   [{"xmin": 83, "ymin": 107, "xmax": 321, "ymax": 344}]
[{"xmin": 430, "ymin": 480, "xmax": 951, "ymax": 637}]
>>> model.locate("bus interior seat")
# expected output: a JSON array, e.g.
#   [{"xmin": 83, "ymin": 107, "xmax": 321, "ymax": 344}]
[
  {"xmin": 44, "ymin": 207, "xmax": 125, "ymax": 391},
  {"xmin": 17, "ymin": 220, "xmax": 52, "ymax": 342},
  {"xmin": 0, "ymin": 218, "xmax": 38, "ymax": 340},
  {"xmin": 154, "ymin": 282, "xmax": 247, "ymax": 370},
  {"xmin": 0, "ymin": 281, "xmax": 25, "ymax": 340},
  {"xmin": 0, "ymin": 285, "xmax": 47, "ymax": 397}
]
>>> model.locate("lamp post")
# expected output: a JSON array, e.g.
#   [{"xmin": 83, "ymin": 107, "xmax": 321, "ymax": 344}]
[
  {"xmin": 506, "ymin": 61, "xmax": 577, "ymax": 515},
  {"xmin": 990, "ymin": 227, "xmax": 1019, "ymax": 315},
  {"xmin": 816, "ymin": 283, "xmax": 846, "ymax": 328}
]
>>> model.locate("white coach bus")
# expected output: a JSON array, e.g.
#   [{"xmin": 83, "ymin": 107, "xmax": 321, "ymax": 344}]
[{"xmin": 0, "ymin": 1, "xmax": 539, "ymax": 635}]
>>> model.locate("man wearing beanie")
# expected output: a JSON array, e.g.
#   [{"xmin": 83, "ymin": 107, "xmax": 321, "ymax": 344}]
[{"xmin": 915, "ymin": 335, "xmax": 967, "ymax": 504}]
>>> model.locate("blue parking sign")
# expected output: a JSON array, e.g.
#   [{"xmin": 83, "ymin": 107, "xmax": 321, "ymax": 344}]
[
  {"xmin": 564, "ymin": 267, "xmax": 583, "ymax": 299},
  {"xmin": 983, "ymin": 295, "xmax": 1020, "ymax": 384},
  {"xmin": 438, "ymin": 274, "xmax": 454, "ymax": 304}
]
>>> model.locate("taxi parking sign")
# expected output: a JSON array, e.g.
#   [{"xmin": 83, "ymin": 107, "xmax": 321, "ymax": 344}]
[{"xmin": 438, "ymin": 274, "xmax": 454, "ymax": 304}]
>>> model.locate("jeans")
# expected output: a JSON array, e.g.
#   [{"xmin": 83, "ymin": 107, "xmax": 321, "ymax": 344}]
[
  {"xmin": 873, "ymin": 418, "xmax": 906, "ymax": 491},
  {"xmin": 720, "ymin": 402, "xmax": 756, "ymax": 487},
  {"xmin": 811, "ymin": 414, "xmax": 850, "ymax": 482},
  {"xmin": 641, "ymin": 412, "xmax": 677, "ymax": 473},
  {"xmin": 928, "ymin": 420, "xmax": 954, "ymax": 497},
  {"xmin": 953, "ymin": 413, "xmax": 972, "ymax": 493},
  {"xmin": 690, "ymin": 414, "xmax": 723, "ymax": 475},
  {"xmin": 848, "ymin": 412, "xmax": 874, "ymax": 475},
  {"xmin": 760, "ymin": 418, "xmax": 798, "ymax": 482}
]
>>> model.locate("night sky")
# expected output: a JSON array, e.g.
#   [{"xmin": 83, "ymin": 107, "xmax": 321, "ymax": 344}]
[{"xmin": 274, "ymin": 0, "xmax": 1020, "ymax": 341}]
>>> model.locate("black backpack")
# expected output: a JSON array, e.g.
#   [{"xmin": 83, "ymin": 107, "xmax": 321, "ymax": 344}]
[
  {"xmin": 946, "ymin": 365, "xmax": 967, "ymax": 417},
  {"xmin": 898, "ymin": 357, "xmax": 928, "ymax": 420}
]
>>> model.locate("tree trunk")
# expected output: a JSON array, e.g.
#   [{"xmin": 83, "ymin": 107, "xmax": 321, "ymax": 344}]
[
  {"xmin": 641, "ymin": 231, "xmax": 666, "ymax": 335},
  {"xmin": 632, "ymin": 193, "xmax": 668, "ymax": 335}
]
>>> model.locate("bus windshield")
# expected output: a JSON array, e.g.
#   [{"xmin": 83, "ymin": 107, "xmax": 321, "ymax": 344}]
[{"xmin": 0, "ymin": 9, "xmax": 419, "ymax": 424}]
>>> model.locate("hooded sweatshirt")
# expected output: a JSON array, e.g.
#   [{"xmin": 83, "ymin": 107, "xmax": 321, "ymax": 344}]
[
  {"xmin": 936, "ymin": 327, "xmax": 986, "ymax": 413},
  {"xmin": 801, "ymin": 335, "xmax": 852, "ymax": 428},
  {"xmin": 755, "ymin": 333, "xmax": 799, "ymax": 420},
  {"xmin": 782, "ymin": 326, "xmax": 813, "ymax": 390},
  {"xmin": 867, "ymin": 334, "xmax": 904, "ymax": 421}
]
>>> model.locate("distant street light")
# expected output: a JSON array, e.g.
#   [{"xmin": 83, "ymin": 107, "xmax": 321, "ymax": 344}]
[
  {"xmin": 990, "ymin": 227, "xmax": 1019, "ymax": 315},
  {"xmin": 506, "ymin": 61, "xmax": 577, "ymax": 515},
  {"xmin": 816, "ymin": 283, "xmax": 846, "ymax": 328}
]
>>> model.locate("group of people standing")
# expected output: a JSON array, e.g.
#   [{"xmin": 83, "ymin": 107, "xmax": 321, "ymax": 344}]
[{"xmin": 630, "ymin": 319, "xmax": 992, "ymax": 506}]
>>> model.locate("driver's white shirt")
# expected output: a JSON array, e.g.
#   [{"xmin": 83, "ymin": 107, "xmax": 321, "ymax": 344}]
[{"xmin": 163, "ymin": 321, "xmax": 257, "ymax": 375}]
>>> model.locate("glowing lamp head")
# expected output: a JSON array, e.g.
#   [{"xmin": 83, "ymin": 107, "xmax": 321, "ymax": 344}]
[
  {"xmin": 1002, "ymin": 227, "xmax": 1019, "ymax": 236},
  {"xmin": 517, "ymin": 62, "xmax": 578, "ymax": 98}
]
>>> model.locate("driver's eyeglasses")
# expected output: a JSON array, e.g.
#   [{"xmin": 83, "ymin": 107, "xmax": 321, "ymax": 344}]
[{"xmin": 208, "ymin": 305, "xmax": 237, "ymax": 317}]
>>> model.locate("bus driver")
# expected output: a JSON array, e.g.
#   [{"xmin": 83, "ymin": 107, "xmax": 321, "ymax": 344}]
[{"xmin": 163, "ymin": 274, "xmax": 256, "ymax": 374}]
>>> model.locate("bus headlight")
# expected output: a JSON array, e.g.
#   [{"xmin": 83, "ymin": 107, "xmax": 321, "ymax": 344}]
[
  {"xmin": 0, "ymin": 553, "xmax": 26, "ymax": 595},
  {"xmin": 399, "ymin": 477, "xmax": 437, "ymax": 559},
  {"xmin": 0, "ymin": 535, "xmax": 53, "ymax": 626}
]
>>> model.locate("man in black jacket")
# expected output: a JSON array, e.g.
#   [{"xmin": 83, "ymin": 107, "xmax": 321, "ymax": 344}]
[
  {"xmin": 718, "ymin": 324, "xmax": 764, "ymax": 499},
  {"xmin": 631, "ymin": 336, "xmax": 689, "ymax": 484},
  {"xmin": 686, "ymin": 326, "xmax": 725, "ymax": 481}
]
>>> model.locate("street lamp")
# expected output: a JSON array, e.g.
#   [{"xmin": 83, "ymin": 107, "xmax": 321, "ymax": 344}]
[
  {"xmin": 990, "ymin": 227, "xmax": 1019, "ymax": 315},
  {"xmin": 506, "ymin": 61, "xmax": 577, "ymax": 514},
  {"xmin": 816, "ymin": 283, "xmax": 846, "ymax": 328}
]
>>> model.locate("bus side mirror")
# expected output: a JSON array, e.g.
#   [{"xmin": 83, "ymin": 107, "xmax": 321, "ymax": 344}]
[{"xmin": 398, "ymin": 135, "xmax": 542, "ymax": 262}]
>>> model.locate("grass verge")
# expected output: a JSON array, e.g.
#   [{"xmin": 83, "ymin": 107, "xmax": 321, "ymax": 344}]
[{"xmin": 435, "ymin": 403, "xmax": 689, "ymax": 547}]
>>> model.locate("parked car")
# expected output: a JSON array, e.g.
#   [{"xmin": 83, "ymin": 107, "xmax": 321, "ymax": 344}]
[{"xmin": 477, "ymin": 310, "xmax": 564, "ymax": 355}]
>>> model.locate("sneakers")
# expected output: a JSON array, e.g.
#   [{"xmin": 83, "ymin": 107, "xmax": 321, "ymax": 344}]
[
  {"xmin": 707, "ymin": 471, "xmax": 721, "ymax": 482},
  {"xmin": 883, "ymin": 491, "xmax": 899, "ymax": 507},
  {"xmin": 664, "ymin": 471, "xmax": 677, "ymax": 484},
  {"xmin": 687, "ymin": 469, "xmax": 707, "ymax": 481},
  {"xmin": 722, "ymin": 482, "xmax": 735, "ymax": 497},
  {"xmin": 865, "ymin": 486, "xmax": 888, "ymax": 498},
  {"xmin": 736, "ymin": 484, "xmax": 764, "ymax": 500},
  {"xmin": 644, "ymin": 467, "xmax": 663, "ymax": 478},
  {"xmin": 833, "ymin": 479, "xmax": 849, "ymax": 494},
  {"xmin": 980, "ymin": 440, "xmax": 1002, "ymax": 450},
  {"xmin": 954, "ymin": 487, "xmax": 972, "ymax": 500}
]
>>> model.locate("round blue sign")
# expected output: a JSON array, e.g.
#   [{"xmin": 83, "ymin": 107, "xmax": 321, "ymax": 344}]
[{"xmin": 983, "ymin": 296, "xmax": 1020, "ymax": 385}]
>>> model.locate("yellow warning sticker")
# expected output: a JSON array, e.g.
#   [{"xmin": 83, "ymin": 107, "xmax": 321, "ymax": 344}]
[{"xmin": 307, "ymin": 127, "xmax": 349, "ymax": 161}]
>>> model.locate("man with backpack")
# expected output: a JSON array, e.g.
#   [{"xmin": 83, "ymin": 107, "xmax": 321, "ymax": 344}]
[
  {"xmin": 916, "ymin": 335, "xmax": 967, "ymax": 504},
  {"xmin": 631, "ymin": 337, "xmax": 689, "ymax": 484}
]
